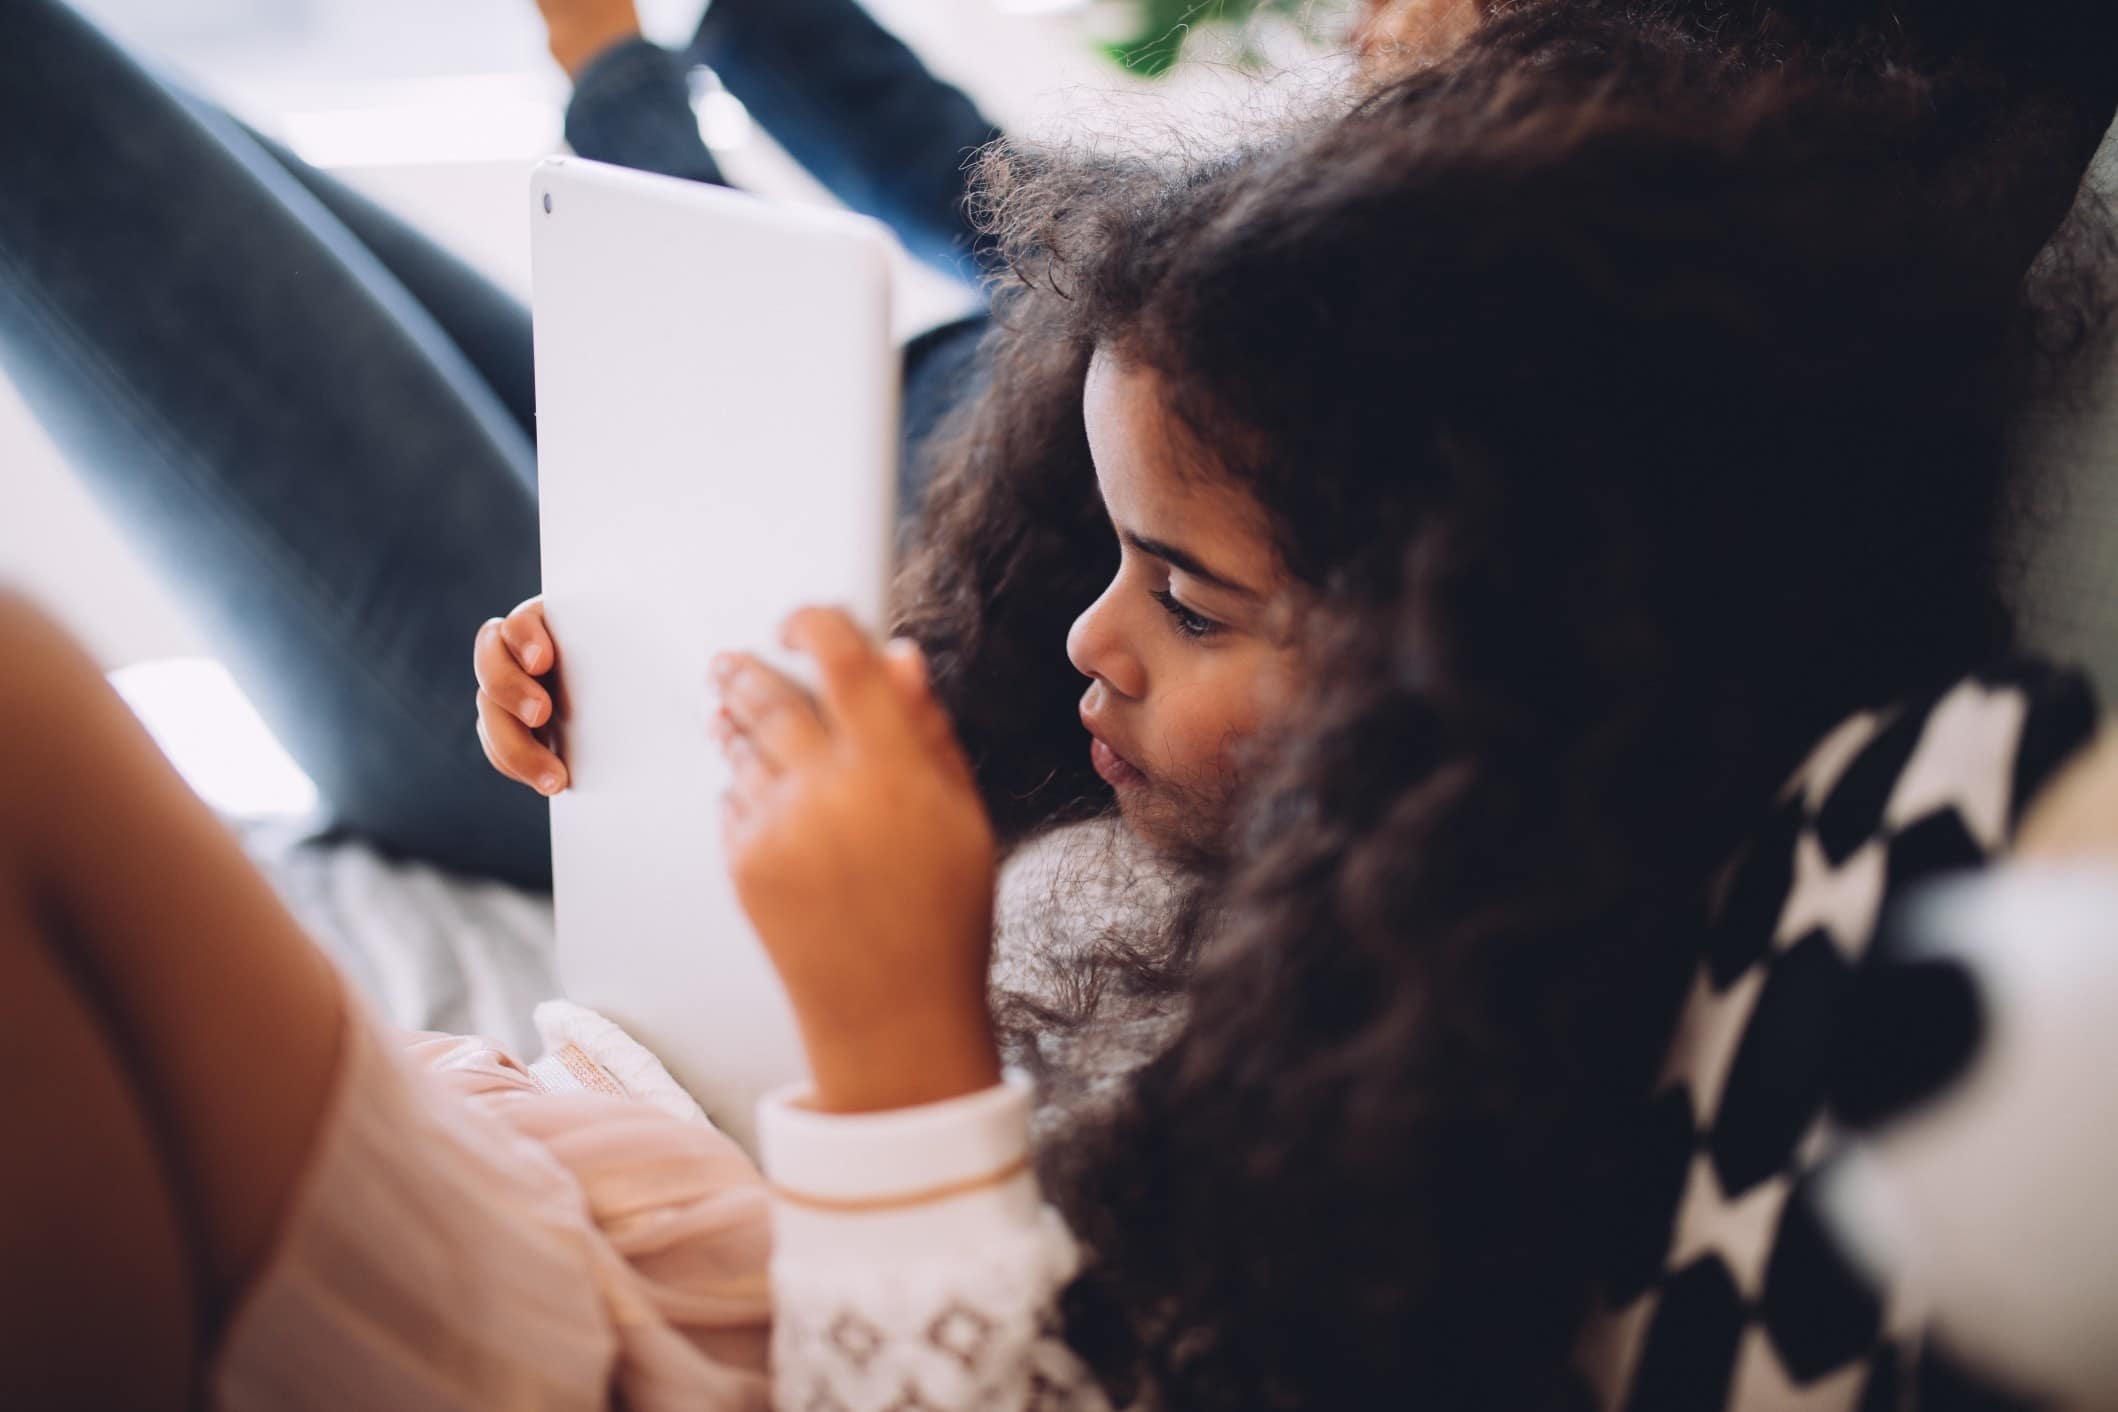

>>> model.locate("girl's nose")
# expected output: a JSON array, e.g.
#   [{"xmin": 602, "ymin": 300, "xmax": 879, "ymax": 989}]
[{"xmin": 1067, "ymin": 585, "xmax": 1146, "ymax": 700}]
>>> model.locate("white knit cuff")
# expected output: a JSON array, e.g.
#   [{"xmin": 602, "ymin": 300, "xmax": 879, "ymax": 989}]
[{"xmin": 757, "ymin": 1079, "xmax": 1041, "ymax": 1263}]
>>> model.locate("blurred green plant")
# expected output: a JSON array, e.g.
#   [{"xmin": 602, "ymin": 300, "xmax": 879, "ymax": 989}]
[{"xmin": 1105, "ymin": 0, "xmax": 1331, "ymax": 76}]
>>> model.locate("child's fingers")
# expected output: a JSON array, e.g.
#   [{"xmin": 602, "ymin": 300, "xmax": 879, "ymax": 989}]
[
  {"xmin": 711, "ymin": 706, "xmax": 782, "ymax": 785},
  {"xmin": 881, "ymin": 636, "xmax": 928, "ymax": 700},
  {"xmin": 722, "ymin": 724, "xmax": 775, "ymax": 795},
  {"xmin": 882, "ymin": 639, "xmax": 969, "ymax": 779},
  {"xmin": 719, "ymin": 787, "xmax": 759, "ymax": 862},
  {"xmin": 710, "ymin": 653, "xmax": 825, "ymax": 769},
  {"xmin": 476, "ymin": 690, "xmax": 568, "ymax": 795},
  {"xmin": 781, "ymin": 607, "xmax": 913, "ymax": 750},
  {"xmin": 500, "ymin": 596, "xmax": 556, "ymax": 676},
  {"xmin": 474, "ymin": 619, "xmax": 554, "ymax": 728}
]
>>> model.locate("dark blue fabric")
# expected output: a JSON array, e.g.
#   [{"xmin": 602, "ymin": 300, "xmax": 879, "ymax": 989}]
[
  {"xmin": 564, "ymin": 0, "xmax": 1004, "ymax": 282},
  {"xmin": 0, "ymin": 0, "xmax": 999, "ymax": 890},
  {"xmin": 564, "ymin": 37, "xmax": 730, "ymax": 189},
  {"xmin": 690, "ymin": 0, "xmax": 1005, "ymax": 282},
  {"xmin": 0, "ymin": 0, "xmax": 551, "ymax": 886},
  {"xmin": 897, "ymin": 313, "xmax": 991, "ymax": 513}
]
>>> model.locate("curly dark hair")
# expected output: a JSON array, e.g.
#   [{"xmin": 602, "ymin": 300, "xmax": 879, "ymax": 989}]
[{"xmin": 889, "ymin": 3, "xmax": 2116, "ymax": 1407}]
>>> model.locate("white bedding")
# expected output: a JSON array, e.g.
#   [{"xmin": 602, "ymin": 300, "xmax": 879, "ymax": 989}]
[{"xmin": 237, "ymin": 818, "xmax": 559, "ymax": 1055}]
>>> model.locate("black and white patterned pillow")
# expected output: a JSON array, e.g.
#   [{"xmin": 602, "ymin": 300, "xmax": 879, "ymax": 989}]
[{"xmin": 1578, "ymin": 663, "xmax": 2100, "ymax": 1412}]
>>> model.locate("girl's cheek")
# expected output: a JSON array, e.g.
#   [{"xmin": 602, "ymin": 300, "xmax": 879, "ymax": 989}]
[
  {"xmin": 1149, "ymin": 651, "xmax": 1287, "ymax": 779},
  {"xmin": 1179, "ymin": 700, "xmax": 1263, "ymax": 780}
]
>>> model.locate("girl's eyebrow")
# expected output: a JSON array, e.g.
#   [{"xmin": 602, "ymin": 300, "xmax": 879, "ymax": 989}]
[{"xmin": 1123, "ymin": 530, "xmax": 1260, "ymax": 600}]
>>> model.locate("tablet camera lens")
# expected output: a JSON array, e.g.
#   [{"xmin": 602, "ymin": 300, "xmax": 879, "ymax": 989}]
[{"xmin": 543, "ymin": 192, "xmax": 554, "ymax": 215}]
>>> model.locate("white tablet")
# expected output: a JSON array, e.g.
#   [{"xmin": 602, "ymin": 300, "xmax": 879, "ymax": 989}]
[{"xmin": 529, "ymin": 157, "xmax": 898, "ymax": 1150}]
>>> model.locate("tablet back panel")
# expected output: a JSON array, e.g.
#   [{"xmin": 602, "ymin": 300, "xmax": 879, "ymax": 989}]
[{"xmin": 531, "ymin": 158, "xmax": 897, "ymax": 1148}]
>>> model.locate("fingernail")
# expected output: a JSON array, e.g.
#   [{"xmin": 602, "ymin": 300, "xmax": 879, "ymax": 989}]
[
  {"xmin": 524, "ymin": 645, "xmax": 544, "ymax": 671},
  {"xmin": 540, "ymin": 774, "xmax": 563, "ymax": 794},
  {"xmin": 523, "ymin": 698, "xmax": 545, "ymax": 726}
]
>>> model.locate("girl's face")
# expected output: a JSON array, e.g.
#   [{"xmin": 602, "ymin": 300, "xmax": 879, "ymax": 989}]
[{"xmin": 1068, "ymin": 352, "xmax": 1304, "ymax": 855}]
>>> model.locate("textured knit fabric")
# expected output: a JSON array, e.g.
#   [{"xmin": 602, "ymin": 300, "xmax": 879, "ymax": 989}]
[
  {"xmin": 988, "ymin": 816, "xmax": 1186, "ymax": 1150},
  {"xmin": 1822, "ymin": 864, "xmax": 2118, "ymax": 1406},
  {"xmin": 1576, "ymin": 662, "xmax": 2100, "ymax": 1412}
]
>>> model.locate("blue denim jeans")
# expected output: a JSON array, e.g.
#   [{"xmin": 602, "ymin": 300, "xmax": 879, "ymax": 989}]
[{"xmin": 0, "ymin": 0, "xmax": 994, "ymax": 890}]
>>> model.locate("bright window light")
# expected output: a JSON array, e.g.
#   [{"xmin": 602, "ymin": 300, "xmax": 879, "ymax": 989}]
[
  {"xmin": 109, "ymin": 657, "xmax": 321, "ymax": 819},
  {"xmin": 282, "ymin": 75, "xmax": 564, "ymax": 168}
]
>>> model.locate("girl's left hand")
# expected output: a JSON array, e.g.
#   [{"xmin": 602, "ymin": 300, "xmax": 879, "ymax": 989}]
[{"xmin": 710, "ymin": 607, "xmax": 1001, "ymax": 1114}]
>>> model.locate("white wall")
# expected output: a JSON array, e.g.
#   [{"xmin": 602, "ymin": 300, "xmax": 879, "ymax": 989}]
[{"xmin": 1, "ymin": 385, "xmax": 206, "ymax": 664}]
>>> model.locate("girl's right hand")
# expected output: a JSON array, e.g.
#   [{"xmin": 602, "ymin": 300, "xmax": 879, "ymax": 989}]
[{"xmin": 474, "ymin": 596, "xmax": 568, "ymax": 796}]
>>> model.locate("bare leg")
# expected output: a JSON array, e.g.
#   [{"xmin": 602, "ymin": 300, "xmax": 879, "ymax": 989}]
[
  {"xmin": 0, "ymin": 871, "xmax": 195, "ymax": 1408},
  {"xmin": 0, "ymin": 591, "xmax": 346, "ymax": 1402}
]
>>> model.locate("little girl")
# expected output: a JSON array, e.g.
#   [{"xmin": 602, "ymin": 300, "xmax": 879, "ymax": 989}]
[{"xmin": 7, "ymin": 4, "xmax": 2117, "ymax": 1410}]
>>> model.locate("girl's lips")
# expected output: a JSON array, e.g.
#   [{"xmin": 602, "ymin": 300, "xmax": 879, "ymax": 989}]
[{"xmin": 1089, "ymin": 734, "xmax": 1147, "ymax": 790}]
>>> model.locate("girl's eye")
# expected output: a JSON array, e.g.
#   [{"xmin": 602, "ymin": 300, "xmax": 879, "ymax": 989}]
[{"xmin": 1151, "ymin": 588, "xmax": 1222, "ymax": 641}]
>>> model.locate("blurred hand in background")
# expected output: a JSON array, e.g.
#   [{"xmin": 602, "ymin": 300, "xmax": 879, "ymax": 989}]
[
  {"xmin": 1353, "ymin": 0, "xmax": 1481, "ymax": 73},
  {"xmin": 532, "ymin": 0, "xmax": 643, "ymax": 77}
]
